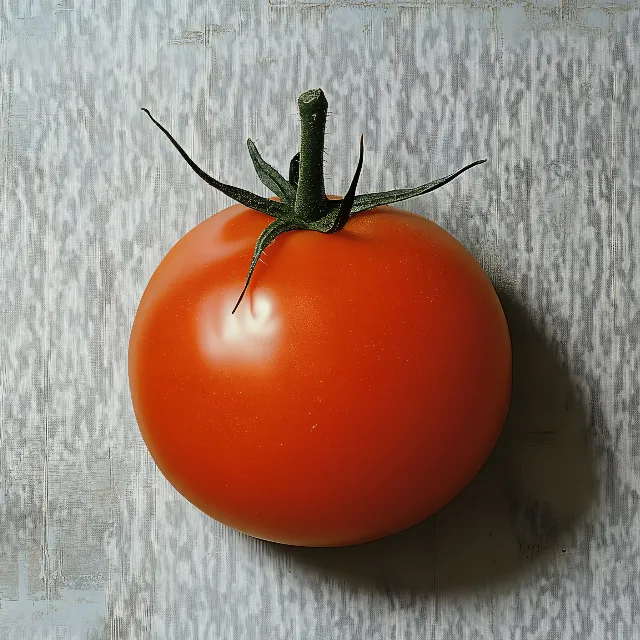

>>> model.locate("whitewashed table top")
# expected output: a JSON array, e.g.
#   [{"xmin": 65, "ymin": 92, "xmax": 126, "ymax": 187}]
[{"xmin": 1, "ymin": 1, "xmax": 639, "ymax": 638}]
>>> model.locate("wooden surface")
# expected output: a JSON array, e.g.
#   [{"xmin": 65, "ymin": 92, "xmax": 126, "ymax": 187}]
[{"xmin": 1, "ymin": 1, "xmax": 639, "ymax": 638}]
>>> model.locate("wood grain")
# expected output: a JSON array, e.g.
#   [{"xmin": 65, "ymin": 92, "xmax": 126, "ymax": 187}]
[{"xmin": 1, "ymin": 1, "xmax": 639, "ymax": 638}]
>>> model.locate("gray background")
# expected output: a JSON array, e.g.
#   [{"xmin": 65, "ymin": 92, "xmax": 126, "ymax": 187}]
[{"xmin": 1, "ymin": 0, "xmax": 639, "ymax": 638}]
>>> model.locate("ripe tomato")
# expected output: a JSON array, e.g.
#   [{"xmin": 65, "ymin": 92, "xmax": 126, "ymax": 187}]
[{"xmin": 129, "ymin": 201, "xmax": 511, "ymax": 547}]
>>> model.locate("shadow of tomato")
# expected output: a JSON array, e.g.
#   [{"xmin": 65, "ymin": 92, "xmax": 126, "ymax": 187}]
[{"xmin": 258, "ymin": 292, "xmax": 600, "ymax": 594}]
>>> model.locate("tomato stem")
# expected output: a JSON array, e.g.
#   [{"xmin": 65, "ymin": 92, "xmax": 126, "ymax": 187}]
[
  {"xmin": 142, "ymin": 89, "xmax": 487, "ymax": 314},
  {"xmin": 294, "ymin": 89, "xmax": 329, "ymax": 222}
]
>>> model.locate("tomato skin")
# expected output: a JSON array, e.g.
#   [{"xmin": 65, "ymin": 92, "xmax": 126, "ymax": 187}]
[{"xmin": 128, "ymin": 203, "xmax": 511, "ymax": 547}]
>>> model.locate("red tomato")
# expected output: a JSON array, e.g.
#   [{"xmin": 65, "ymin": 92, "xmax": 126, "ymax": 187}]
[{"xmin": 128, "ymin": 201, "xmax": 511, "ymax": 547}]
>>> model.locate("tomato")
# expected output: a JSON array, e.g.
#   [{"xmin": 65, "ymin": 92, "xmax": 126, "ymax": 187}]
[
  {"xmin": 129, "ymin": 202, "xmax": 511, "ymax": 546},
  {"xmin": 131, "ymin": 89, "xmax": 511, "ymax": 546}
]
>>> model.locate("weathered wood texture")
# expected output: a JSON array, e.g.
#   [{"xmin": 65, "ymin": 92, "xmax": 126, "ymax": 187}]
[{"xmin": 1, "ymin": 1, "xmax": 639, "ymax": 638}]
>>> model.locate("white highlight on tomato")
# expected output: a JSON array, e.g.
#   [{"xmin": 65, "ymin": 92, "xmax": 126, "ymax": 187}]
[{"xmin": 199, "ymin": 290, "xmax": 281, "ymax": 363}]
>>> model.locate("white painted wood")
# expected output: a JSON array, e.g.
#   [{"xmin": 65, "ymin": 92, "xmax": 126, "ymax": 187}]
[{"xmin": 1, "ymin": 1, "xmax": 638, "ymax": 638}]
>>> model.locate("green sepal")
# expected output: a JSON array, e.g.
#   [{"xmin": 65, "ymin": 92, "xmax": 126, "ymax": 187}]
[
  {"xmin": 350, "ymin": 159, "xmax": 487, "ymax": 213},
  {"xmin": 289, "ymin": 153, "xmax": 300, "ymax": 188},
  {"xmin": 247, "ymin": 139, "xmax": 296, "ymax": 206},
  {"xmin": 232, "ymin": 217, "xmax": 305, "ymax": 314},
  {"xmin": 328, "ymin": 135, "xmax": 364, "ymax": 233},
  {"xmin": 142, "ymin": 109, "xmax": 288, "ymax": 219}
]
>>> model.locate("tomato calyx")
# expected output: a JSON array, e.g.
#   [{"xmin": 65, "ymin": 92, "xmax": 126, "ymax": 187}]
[{"xmin": 142, "ymin": 89, "xmax": 486, "ymax": 313}]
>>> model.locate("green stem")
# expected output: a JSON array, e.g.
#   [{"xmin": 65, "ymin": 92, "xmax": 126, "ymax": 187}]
[
  {"xmin": 294, "ymin": 89, "xmax": 329, "ymax": 222},
  {"xmin": 143, "ymin": 88, "xmax": 488, "ymax": 314}
]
